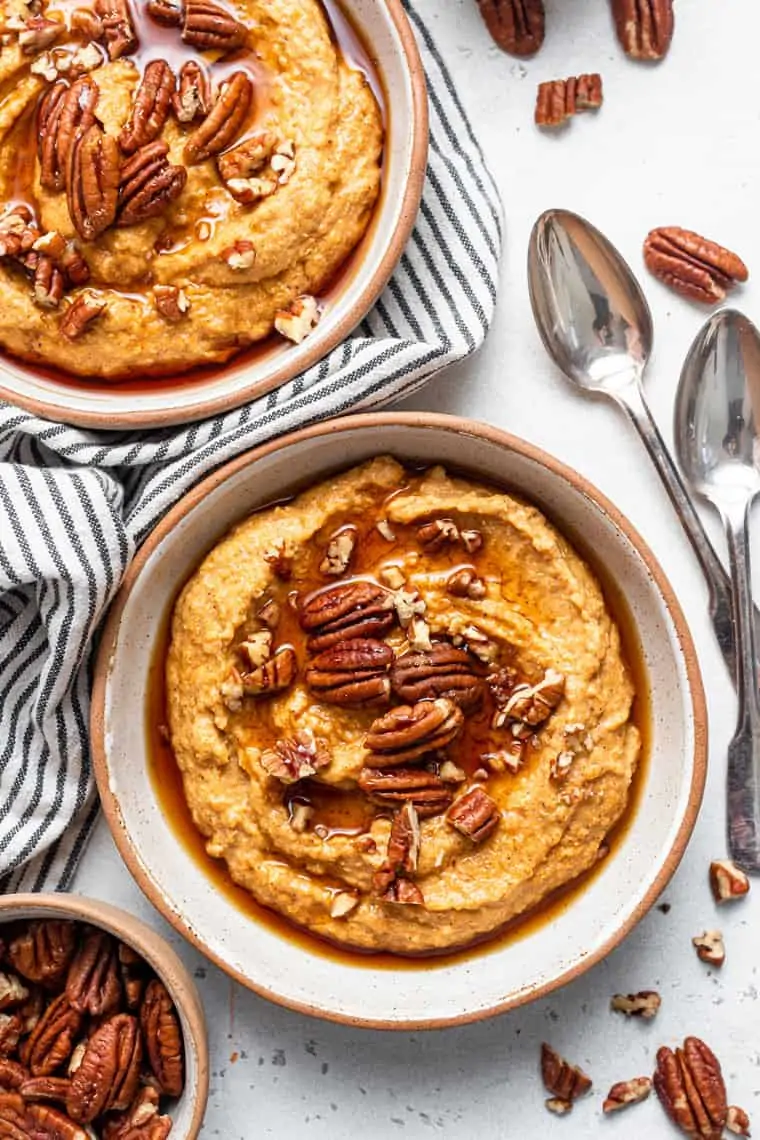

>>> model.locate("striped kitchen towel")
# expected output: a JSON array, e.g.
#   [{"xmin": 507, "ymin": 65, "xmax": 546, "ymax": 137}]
[{"xmin": 0, "ymin": 1, "xmax": 502, "ymax": 892}]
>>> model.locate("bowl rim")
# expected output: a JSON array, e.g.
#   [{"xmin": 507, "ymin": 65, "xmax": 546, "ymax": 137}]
[
  {"xmin": 0, "ymin": 891, "xmax": 209, "ymax": 1137},
  {"xmin": 0, "ymin": 0, "xmax": 429, "ymax": 431},
  {"xmin": 90, "ymin": 411, "xmax": 708, "ymax": 1030}
]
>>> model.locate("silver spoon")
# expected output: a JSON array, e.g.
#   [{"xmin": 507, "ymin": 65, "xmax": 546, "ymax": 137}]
[
  {"xmin": 527, "ymin": 207, "xmax": 746, "ymax": 687},
  {"xmin": 675, "ymin": 310, "xmax": 760, "ymax": 871}
]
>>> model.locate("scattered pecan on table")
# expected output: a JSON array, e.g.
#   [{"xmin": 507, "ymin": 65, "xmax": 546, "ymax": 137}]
[
  {"xmin": 535, "ymin": 74, "xmax": 603, "ymax": 130},
  {"xmin": 540, "ymin": 1043, "xmax": 592, "ymax": 1116},
  {"xmin": 653, "ymin": 1036, "xmax": 729, "ymax": 1139},
  {"xmin": 475, "ymin": 0, "xmax": 545, "ymax": 56},
  {"xmin": 643, "ymin": 227, "xmax": 749, "ymax": 305},
  {"xmin": 609, "ymin": 0, "xmax": 674, "ymax": 61}
]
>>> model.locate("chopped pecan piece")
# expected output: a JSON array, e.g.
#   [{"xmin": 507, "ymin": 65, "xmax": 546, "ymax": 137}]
[
  {"xmin": 66, "ymin": 1013, "xmax": 141, "ymax": 1123},
  {"xmin": 329, "ymin": 893, "xmax": 359, "ymax": 919},
  {"xmin": 0, "ymin": 204, "xmax": 39, "ymax": 259},
  {"xmin": 118, "ymin": 140, "xmax": 187, "ymax": 227},
  {"xmin": 545, "ymin": 1097, "xmax": 572, "ymax": 1115},
  {"xmin": 692, "ymin": 930, "xmax": 725, "ymax": 967},
  {"xmin": 119, "ymin": 60, "xmax": 176, "ymax": 153},
  {"xmin": 446, "ymin": 567, "xmax": 486, "ymax": 600},
  {"xmin": 60, "ymin": 293, "xmax": 106, "ymax": 339},
  {"xmin": 391, "ymin": 644, "xmax": 485, "ymax": 712},
  {"xmin": 709, "ymin": 859, "xmax": 750, "ymax": 903},
  {"xmin": 417, "ymin": 518, "xmax": 459, "ymax": 552},
  {"xmin": 610, "ymin": 990, "xmax": 661, "ymax": 1019},
  {"xmin": 102, "ymin": 1085, "xmax": 172, "ymax": 1140},
  {"xmin": 95, "ymin": 0, "xmax": 137, "ymax": 58},
  {"xmin": 261, "ymin": 730, "xmax": 331, "ymax": 783},
  {"xmin": 447, "ymin": 786, "xmax": 500, "ymax": 843},
  {"xmin": 59, "ymin": 243, "xmax": 90, "ymax": 287},
  {"xmin": 147, "ymin": 0, "xmax": 182, "ymax": 23},
  {"xmin": 19, "ymin": 15, "xmax": 61, "ymax": 52},
  {"xmin": 0, "ymin": 1058, "xmax": 28, "ymax": 1090},
  {"xmin": 65, "ymin": 929, "xmax": 121, "ymax": 1016},
  {"xmin": 603, "ymin": 1076, "xmax": 653, "ymax": 1113},
  {"xmin": 182, "ymin": 0, "xmax": 245, "ymax": 50},
  {"xmin": 306, "ymin": 639, "xmax": 392, "ymax": 707},
  {"xmin": 172, "ymin": 59, "xmax": 211, "ymax": 122},
  {"xmin": 319, "ymin": 529, "xmax": 356, "ymax": 576},
  {"xmin": 0, "ymin": 974, "xmax": 28, "ymax": 1013},
  {"xmin": 38, "ymin": 77, "xmax": 98, "ymax": 194},
  {"xmin": 493, "ymin": 668, "xmax": 565, "ymax": 728},
  {"xmin": 535, "ymin": 73, "xmax": 603, "ymax": 128},
  {"xmin": 32, "ymin": 256, "xmax": 65, "ymax": 309},
  {"xmin": 364, "ymin": 698, "xmax": 464, "ymax": 766},
  {"xmin": 274, "ymin": 294, "xmax": 319, "ymax": 343},
  {"xmin": 382, "ymin": 878, "xmax": 424, "ymax": 905},
  {"xmin": 374, "ymin": 802, "xmax": 421, "ymax": 893},
  {"xmin": 239, "ymin": 646, "xmax": 297, "ymax": 696},
  {"xmin": 643, "ymin": 227, "xmax": 748, "ymax": 305},
  {"xmin": 23, "ymin": 994, "xmax": 82, "ymax": 1077},
  {"xmin": 611, "ymin": 0, "xmax": 674, "ymax": 61},
  {"xmin": 217, "ymin": 129, "xmax": 278, "ymax": 199},
  {"xmin": 184, "ymin": 70, "xmax": 252, "ymax": 164},
  {"xmin": 726, "ymin": 1106, "xmax": 752, "ymax": 1137},
  {"xmin": 475, "ymin": 0, "xmax": 544, "ymax": 55},
  {"xmin": 300, "ymin": 580, "xmax": 395, "ymax": 652},
  {"xmin": 8, "ymin": 923, "xmax": 76, "ymax": 989},
  {"xmin": 153, "ymin": 283, "xmax": 190, "ymax": 321},
  {"xmin": 653, "ymin": 1037, "xmax": 727, "ymax": 1140},
  {"xmin": 19, "ymin": 1075, "xmax": 70, "ymax": 1102},
  {"xmin": 358, "ymin": 767, "xmax": 452, "ymax": 817},
  {"xmin": 541, "ymin": 1042, "xmax": 592, "ymax": 1105},
  {"xmin": 139, "ymin": 980, "xmax": 183, "ymax": 1097},
  {"xmin": 0, "ymin": 1093, "xmax": 28, "ymax": 1134},
  {"xmin": 67, "ymin": 123, "xmax": 119, "ymax": 242}
]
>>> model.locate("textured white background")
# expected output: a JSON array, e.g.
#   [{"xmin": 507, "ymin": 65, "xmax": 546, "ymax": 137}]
[{"xmin": 76, "ymin": 1, "xmax": 760, "ymax": 1135}]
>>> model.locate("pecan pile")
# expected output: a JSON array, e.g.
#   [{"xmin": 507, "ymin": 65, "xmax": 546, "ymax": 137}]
[
  {"xmin": 0, "ymin": 918, "xmax": 184, "ymax": 1139},
  {"xmin": 221, "ymin": 503, "xmax": 572, "ymax": 913}
]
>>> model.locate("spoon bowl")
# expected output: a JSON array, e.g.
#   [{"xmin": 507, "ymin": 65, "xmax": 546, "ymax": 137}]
[{"xmin": 528, "ymin": 208, "xmax": 653, "ymax": 394}]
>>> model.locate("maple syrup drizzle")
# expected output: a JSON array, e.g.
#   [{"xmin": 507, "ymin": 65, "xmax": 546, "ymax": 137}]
[{"xmin": 145, "ymin": 470, "xmax": 652, "ymax": 968}]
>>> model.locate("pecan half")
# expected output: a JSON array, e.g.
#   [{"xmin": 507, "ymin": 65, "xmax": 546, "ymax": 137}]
[
  {"xmin": 172, "ymin": 59, "xmax": 211, "ymax": 123},
  {"xmin": 38, "ymin": 78, "xmax": 99, "ymax": 194},
  {"xmin": 373, "ymin": 803, "xmax": 420, "ymax": 893},
  {"xmin": 610, "ymin": 990, "xmax": 661, "ymax": 1019},
  {"xmin": 0, "ymin": 1093, "xmax": 28, "ymax": 1135},
  {"xmin": 653, "ymin": 1037, "xmax": 727, "ymax": 1139},
  {"xmin": 240, "ymin": 646, "xmax": 297, "ymax": 695},
  {"xmin": 611, "ymin": 0, "xmax": 674, "ymax": 61},
  {"xmin": 306, "ymin": 639, "xmax": 392, "ymax": 707},
  {"xmin": 118, "ymin": 140, "xmax": 187, "ymax": 226},
  {"xmin": 364, "ymin": 698, "xmax": 464, "ymax": 766},
  {"xmin": 0, "ymin": 1059, "xmax": 28, "ymax": 1090},
  {"xmin": 535, "ymin": 74, "xmax": 603, "ymax": 128},
  {"xmin": 147, "ymin": 0, "xmax": 182, "ymax": 24},
  {"xmin": 94, "ymin": 0, "xmax": 137, "ymax": 59},
  {"xmin": 475, "ymin": 0, "xmax": 544, "ymax": 55},
  {"xmin": 23, "ymin": 994, "xmax": 82, "ymax": 1077},
  {"xmin": 390, "ymin": 644, "xmax": 485, "ymax": 712},
  {"xmin": 357, "ymin": 767, "xmax": 452, "ymax": 817},
  {"xmin": 603, "ymin": 1076, "xmax": 653, "ymax": 1113},
  {"xmin": 19, "ymin": 1075, "xmax": 70, "ymax": 1103},
  {"xmin": 119, "ymin": 60, "xmax": 176, "ymax": 153},
  {"xmin": 446, "ymin": 786, "xmax": 500, "ymax": 843},
  {"xmin": 709, "ymin": 859, "xmax": 750, "ymax": 903},
  {"xmin": 8, "ymin": 923, "xmax": 76, "ymax": 989},
  {"xmin": 181, "ymin": 0, "xmax": 245, "ymax": 51},
  {"xmin": 65, "ymin": 929, "xmax": 121, "ymax": 1016},
  {"xmin": 67, "ymin": 124, "xmax": 120, "ymax": 241},
  {"xmin": 116, "ymin": 945, "xmax": 147, "ymax": 1012},
  {"xmin": 299, "ymin": 581, "xmax": 395, "ymax": 652},
  {"xmin": 260, "ymin": 730, "xmax": 331, "ymax": 783},
  {"xmin": 28, "ymin": 1102, "xmax": 89, "ymax": 1138},
  {"xmin": 139, "ymin": 980, "xmax": 183, "ymax": 1098},
  {"xmin": 643, "ymin": 227, "xmax": 748, "ymax": 305},
  {"xmin": 183, "ymin": 71, "xmax": 253, "ymax": 164},
  {"xmin": 60, "ymin": 293, "xmax": 106, "ymax": 339},
  {"xmin": 102, "ymin": 1085, "xmax": 172, "ymax": 1140},
  {"xmin": 19, "ymin": 15, "xmax": 62, "ymax": 52},
  {"xmin": 67, "ymin": 1014, "xmax": 141, "ymax": 1123},
  {"xmin": 541, "ymin": 1043, "xmax": 592, "ymax": 1104}
]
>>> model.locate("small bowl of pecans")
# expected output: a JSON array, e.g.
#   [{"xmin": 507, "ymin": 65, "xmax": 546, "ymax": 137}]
[{"xmin": 0, "ymin": 894, "xmax": 208, "ymax": 1139}]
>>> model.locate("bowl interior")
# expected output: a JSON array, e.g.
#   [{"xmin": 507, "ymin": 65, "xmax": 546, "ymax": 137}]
[
  {"xmin": 0, "ymin": 895, "xmax": 207, "ymax": 1136},
  {"xmin": 0, "ymin": 0, "xmax": 424, "ymax": 428},
  {"xmin": 97, "ymin": 419, "xmax": 703, "ymax": 1027}
]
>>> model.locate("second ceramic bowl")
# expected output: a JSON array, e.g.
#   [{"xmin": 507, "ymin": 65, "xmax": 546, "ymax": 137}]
[{"xmin": 92, "ymin": 413, "xmax": 706, "ymax": 1028}]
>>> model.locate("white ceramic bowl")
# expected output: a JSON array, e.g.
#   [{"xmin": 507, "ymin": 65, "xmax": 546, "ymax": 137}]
[
  {"xmin": 0, "ymin": 1, "xmax": 428, "ymax": 430},
  {"xmin": 92, "ymin": 413, "xmax": 706, "ymax": 1028},
  {"xmin": 0, "ymin": 893, "xmax": 209, "ymax": 1137}
]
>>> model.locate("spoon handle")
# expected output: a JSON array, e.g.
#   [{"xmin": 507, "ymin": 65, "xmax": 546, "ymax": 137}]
[
  {"xmin": 616, "ymin": 379, "xmax": 739, "ymax": 682},
  {"xmin": 724, "ymin": 501, "xmax": 760, "ymax": 871}
]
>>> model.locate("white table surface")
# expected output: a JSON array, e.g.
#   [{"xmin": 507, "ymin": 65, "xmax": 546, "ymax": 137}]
[{"xmin": 74, "ymin": 1, "xmax": 760, "ymax": 1135}]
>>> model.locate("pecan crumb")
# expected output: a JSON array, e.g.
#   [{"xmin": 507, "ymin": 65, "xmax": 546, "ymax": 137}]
[
  {"xmin": 329, "ymin": 892, "xmax": 359, "ymax": 919},
  {"xmin": 274, "ymin": 294, "xmax": 320, "ymax": 344},
  {"xmin": 709, "ymin": 859, "xmax": 750, "ymax": 904},
  {"xmin": 726, "ymin": 1105, "xmax": 752, "ymax": 1136},
  {"xmin": 319, "ymin": 529, "xmax": 356, "ymax": 576},
  {"xmin": 692, "ymin": 930, "xmax": 725, "ymax": 967},
  {"xmin": 610, "ymin": 990, "xmax": 661, "ymax": 1019},
  {"xmin": 603, "ymin": 1076, "xmax": 653, "ymax": 1114},
  {"xmin": 545, "ymin": 1097, "xmax": 572, "ymax": 1116}
]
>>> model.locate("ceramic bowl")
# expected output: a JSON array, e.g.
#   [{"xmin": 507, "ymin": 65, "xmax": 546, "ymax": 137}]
[
  {"xmin": 0, "ymin": 893, "xmax": 208, "ymax": 1136},
  {"xmin": 91, "ymin": 413, "xmax": 707, "ymax": 1029},
  {"xmin": 0, "ymin": 0, "xmax": 428, "ymax": 430}
]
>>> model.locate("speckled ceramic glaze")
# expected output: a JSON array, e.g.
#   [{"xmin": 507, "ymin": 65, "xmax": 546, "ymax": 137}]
[
  {"xmin": 91, "ymin": 413, "xmax": 707, "ymax": 1029},
  {"xmin": 0, "ymin": 0, "xmax": 428, "ymax": 429},
  {"xmin": 0, "ymin": 893, "xmax": 209, "ymax": 1137}
]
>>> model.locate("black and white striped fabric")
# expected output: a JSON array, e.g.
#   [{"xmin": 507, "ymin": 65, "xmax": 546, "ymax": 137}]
[{"xmin": 0, "ymin": 2, "xmax": 502, "ymax": 893}]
